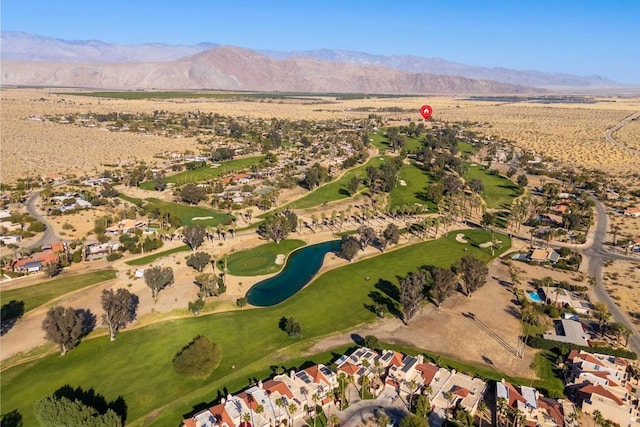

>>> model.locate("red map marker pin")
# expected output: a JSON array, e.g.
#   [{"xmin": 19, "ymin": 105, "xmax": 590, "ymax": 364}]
[{"xmin": 420, "ymin": 104, "xmax": 433, "ymax": 120}]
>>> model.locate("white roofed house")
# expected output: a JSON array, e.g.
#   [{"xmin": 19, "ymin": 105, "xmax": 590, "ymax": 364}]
[
  {"xmin": 565, "ymin": 350, "xmax": 640, "ymax": 427},
  {"xmin": 543, "ymin": 319, "xmax": 590, "ymax": 347},
  {"xmin": 496, "ymin": 379, "xmax": 568, "ymax": 427}
]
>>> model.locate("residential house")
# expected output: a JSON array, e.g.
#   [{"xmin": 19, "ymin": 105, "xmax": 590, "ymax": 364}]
[
  {"xmin": 543, "ymin": 319, "xmax": 590, "ymax": 347},
  {"xmin": 624, "ymin": 207, "xmax": 640, "ymax": 217},
  {"xmin": 541, "ymin": 286, "xmax": 592, "ymax": 315},
  {"xmin": 566, "ymin": 350, "xmax": 640, "ymax": 427},
  {"xmin": 530, "ymin": 248, "xmax": 560, "ymax": 264},
  {"xmin": 0, "ymin": 235, "xmax": 22, "ymax": 245},
  {"xmin": 496, "ymin": 379, "xmax": 569, "ymax": 426},
  {"xmin": 10, "ymin": 241, "xmax": 67, "ymax": 273},
  {"xmin": 105, "ymin": 219, "xmax": 146, "ymax": 235},
  {"xmin": 429, "ymin": 369, "xmax": 487, "ymax": 426}
]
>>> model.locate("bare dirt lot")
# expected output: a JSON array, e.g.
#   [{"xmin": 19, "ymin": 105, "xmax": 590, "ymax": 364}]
[{"xmin": 2, "ymin": 89, "xmax": 640, "ymax": 183}]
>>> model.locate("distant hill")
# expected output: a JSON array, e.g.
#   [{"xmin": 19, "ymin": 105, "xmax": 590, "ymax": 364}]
[
  {"xmin": 0, "ymin": 31, "xmax": 215, "ymax": 63},
  {"xmin": 258, "ymin": 48, "xmax": 623, "ymax": 89},
  {"xmin": 1, "ymin": 32, "xmax": 627, "ymax": 90},
  {"xmin": 1, "ymin": 45, "xmax": 535, "ymax": 94}
]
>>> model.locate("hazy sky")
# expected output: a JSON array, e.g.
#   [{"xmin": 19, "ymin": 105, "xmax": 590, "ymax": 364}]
[{"xmin": 2, "ymin": 0, "xmax": 639, "ymax": 84}]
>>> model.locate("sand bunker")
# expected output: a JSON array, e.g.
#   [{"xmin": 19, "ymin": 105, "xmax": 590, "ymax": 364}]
[
  {"xmin": 192, "ymin": 216, "xmax": 213, "ymax": 220},
  {"xmin": 399, "ymin": 180, "xmax": 407, "ymax": 186},
  {"xmin": 479, "ymin": 240, "xmax": 502, "ymax": 248},
  {"xmin": 455, "ymin": 233, "xmax": 469, "ymax": 243},
  {"xmin": 275, "ymin": 254, "xmax": 285, "ymax": 265}
]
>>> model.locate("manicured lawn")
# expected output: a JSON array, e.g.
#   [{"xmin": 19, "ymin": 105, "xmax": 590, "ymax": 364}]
[
  {"xmin": 389, "ymin": 162, "xmax": 436, "ymax": 211},
  {"xmin": 0, "ymin": 270, "xmax": 116, "ymax": 314},
  {"xmin": 117, "ymin": 193, "xmax": 144, "ymax": 207},
  {"xmin": 0, "ymin": 230, "xmax": 509, "ymax": 427},
  {"xmin": 224, "ymin": 239, "xmax": 305, "ymax": 276},
  {"xmin": 278, "ymin": 156, "xmax": 388, "ymax": 211},
  {"xmin": 465, "ymin": 164, "xmax": 523, "ymax": 209},
  {"xmin": 458, "ymin": 141, "xmax": 476, "ymax": 155},
  {"xmin": 125, "ymin": 245, "xmax": 191, "ymax": 266},
  {"xmin": 139, "ymin": 156, "xmax": 265, "ymax": 190},
  {"xmin": 370, "ymin": 131, "xmax": 422, "ymax": 152},
  {"xmin": 144, "ymin": 198, "xmax": 233, "ymax": 227}
]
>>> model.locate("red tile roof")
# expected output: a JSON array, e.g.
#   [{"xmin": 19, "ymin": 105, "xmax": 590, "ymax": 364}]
[
  {"xmin": 338, "ymin": 362, "xmax": 360, "ymax": 376},
  {"xmin": 263, "ymin": 379, "xmax": 293, "ymax": 399},
  {"xmin": 452, "ymin": 385, "xmax": 471, "ymax": 398},
  {"xmin": 388, "ymin": 351, "xmax": 404, "ymax": 367},
  {"xmin": 210, "ymin": 402, "xmax": 235, "ymax": 427},
  {"xmin": 538, "ymin": 397, "xmax": 564, "ymax": 427},
  {"xmin": 416, "ymin": 363, "xmax": 439, "ymax": 385},
  {"xmin": 578, "ymin": 384, "xmax": 624, "ymax": 406},
  {"xmin": 305, "ymin": 365, "xmax": 330, "ymax": 385}
]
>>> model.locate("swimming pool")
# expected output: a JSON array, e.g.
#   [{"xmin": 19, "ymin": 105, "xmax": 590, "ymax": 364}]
[{"xmin": 527, "ymin": 291, "xmax": 543, "ymax": 303}]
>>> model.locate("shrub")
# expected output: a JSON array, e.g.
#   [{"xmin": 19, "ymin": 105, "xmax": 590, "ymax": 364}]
[
  {"xmin": 527, "ymin": 335, "xmax": 637, "ymax": 359},
  {"xmin": 172, "ymin": 335, "xmax": 222, "ymax": 378},
  {"xmin": 106, "ymin": 253, "xmax": 123, "ymax": 262}
]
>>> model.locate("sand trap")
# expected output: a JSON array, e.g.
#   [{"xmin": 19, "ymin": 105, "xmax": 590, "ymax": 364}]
[
  {"xmin": 479, "ymin": 240, "xmax": 502, "ymax": 248},
  {"xmin": 192, "ymin": 216, "xmax": 213, "ymax": 220},
  {"xmin": 455, "ymin": 233, "xmax": 469, "ymax": 243},
  {"xmin": 399, "ymin": 180, "xmax": 407, "ymax": 186},
  {"xmin": 275, "ymin": 254, "xmax": 285, "ymax": 265}
]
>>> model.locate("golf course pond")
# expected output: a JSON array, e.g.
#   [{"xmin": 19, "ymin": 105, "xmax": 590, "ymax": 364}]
[{"xmin": 246, "ymin": 240, "xmax": 340, "ymax": 306}]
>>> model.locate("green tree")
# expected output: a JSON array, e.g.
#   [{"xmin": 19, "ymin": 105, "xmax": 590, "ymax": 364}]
[
  {"xmin": 347, "ymin": 177, "xmax": 360, "ymax": 196},
  {"xmin": 42, "ymin": 260, "xmax": 61, "ymax": 278},
  {"xmin": 364, "ymin": 335, "xmax": 381, "ymax": 350},
  {"xmin": 281, "ymin": 316, "xmax": 303, "ymax": 337},
  {"xmin": 188, "ymin": 298, "xmax": 205, "ymax": 315},
  {"xmin": 339, "ymin": 236, "xmax": 360, "ymax": 262},
  {"xmin": 172, "ymin": 335, "xmax": 222, "ymax": 378},
  {"xmin": 399, "ymin": 271, "xmax": 426, "ymax": 323},
  {"xmin": 413, "ymin": 394, "xmax": 431, "ymax": 419},
  {"xmin": 144, "ymin": 266, "xmax": 174, "ymax": 299},
  {"xmin": 34, "ymin": 395, "xmax": 122, "ymax": 427},
  {"xmin": 42, "ymin": 306, "xmax": 85, "ymax": 355},
  {"xmin": 186, "ymin": 251, "xmax": 211, "ymax": 272},
  {"xmin": 194, "ymin": 273, "xmax": 223, "ymax": 297},
  {"xmin": 179, "ymin": 183, "xmax": 207, "ymax": 205},
  {"xmin": 516, "ymin": 174, "xmax": 528, "ymax": 187},
  {"xmin": 183, "ymin": 225, "xmax": 206, "ymax": 251},
  {"xmin": 457, "ymin": 256, "xmax": 488, "ymax": 296},
  {"xmin": 101, "ymin": 288, "xmax": 137, "ymax": 341},
  {"xmin": 399, "ymin": 413, "xmax": 428, "ymax": 427},
  {"xmin": 258, "ymin": 211, "xmax": 297, "ymax": 244},
  {"xmin": 381, "ymin": 223, "xmax": 400, "ymax": 252},
  {"xmin": 358, "ymin": 225, "xmax": 377, "ymax": 250},
  {"xmin": 431, "ymin": 267, "xmax": 456, "ymax": 307}
]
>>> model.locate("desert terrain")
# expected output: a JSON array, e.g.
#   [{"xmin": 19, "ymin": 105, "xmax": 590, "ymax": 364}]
[{"xmin": 2, "ymin": 88, "xmax": 640, "ymax": 184}]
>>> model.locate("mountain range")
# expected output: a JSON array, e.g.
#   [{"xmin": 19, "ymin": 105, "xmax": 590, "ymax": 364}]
[{"xmin": 0, "ymin": 31, "xmax": 628, "ymax": 93}]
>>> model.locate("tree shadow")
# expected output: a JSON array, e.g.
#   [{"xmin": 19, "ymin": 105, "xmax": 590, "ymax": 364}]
[
  {"xmin": 0, "ymin": 409, "xmax": 22, "ymax": 427},
  {"xmin": 338, "ymin": 188, "xmax": 350, "ymax": 196},
  {"xmin": 351, "ymin": 333, "xmax": 364, "ymax": 346},
  {"xmin": 375, "ymin": 278, "xmax": 399, "ymax": 302},
  {"xmin": 76, "ymin": 308, "xmax": 96, "ymax": 338},
  {"xmin": 504, "ymin": 305, "xmax": 521, "ymax": 319},
  {"xmin": 1, "ymin": 300, "xmax": 25, "ymax": 336},
  {"xmin": 368, "ymin": 288, "xmax": 402, "ymax": 320},
  {"xmin": 53, "ymin": 384, "xmax": 127, "ymax": 424}
]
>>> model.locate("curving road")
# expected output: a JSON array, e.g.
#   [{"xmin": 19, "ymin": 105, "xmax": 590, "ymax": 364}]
[
  {"xmin": 583, "ymin": 195, "xmax": 640, "ymax": 354},
  {"xmin": 603, "ymin": 111, "xmax": 640, "ymax": 153},
  {"xmin": 25, "ymin": 190, "xmax": 59, "ymax": 249}
]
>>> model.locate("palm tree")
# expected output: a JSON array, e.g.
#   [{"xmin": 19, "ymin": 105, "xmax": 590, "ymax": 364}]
[
  {"xmin": 477, "ymin": 400, "xmax": 488, "ymax": 427},
  {"xmin": 406, "ymin": 379, "xmax": 419, "ymax": 411},
  {"xmin": 329, "ymin": 413, "xmax": 340, "ymax": 427},
  {"xmin": 496, "ymin": 397, "xmax": 508, "ymax": 427},
  {"xmin": 287, "ymin": 403, "xmax": 298, "ymax": 426},
  {"xmin": 275, "ymin": 397, "xmax": 285, "ymax": 425},
  {"xmin": 311, "ymin": 392, "xmax": 320, "ymax": 427},
  {"xmin": 529, "ymin": 359, "xmax": 538, "ymax": 386},
  {"xmin": 255, "ymin": 405, "xmax": 265, "ymax": 427}
]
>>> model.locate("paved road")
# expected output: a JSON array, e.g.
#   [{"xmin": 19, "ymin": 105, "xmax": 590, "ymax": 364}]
[
  {"xmin": 603, "ymin": 111, "xmax": 640, "ymax": 153},
  {"xmin": 583, "ymin": 195, "xmax": 640, "ymax": 354},
  {"xmin": 25, "ymin": 190, "xmax": 59, "ymax": 248}
]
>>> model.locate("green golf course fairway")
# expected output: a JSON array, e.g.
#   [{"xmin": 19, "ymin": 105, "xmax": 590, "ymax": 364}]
[{"xmin": 0, "ymin": 230, "xmax": 509, "ymax": 427}]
